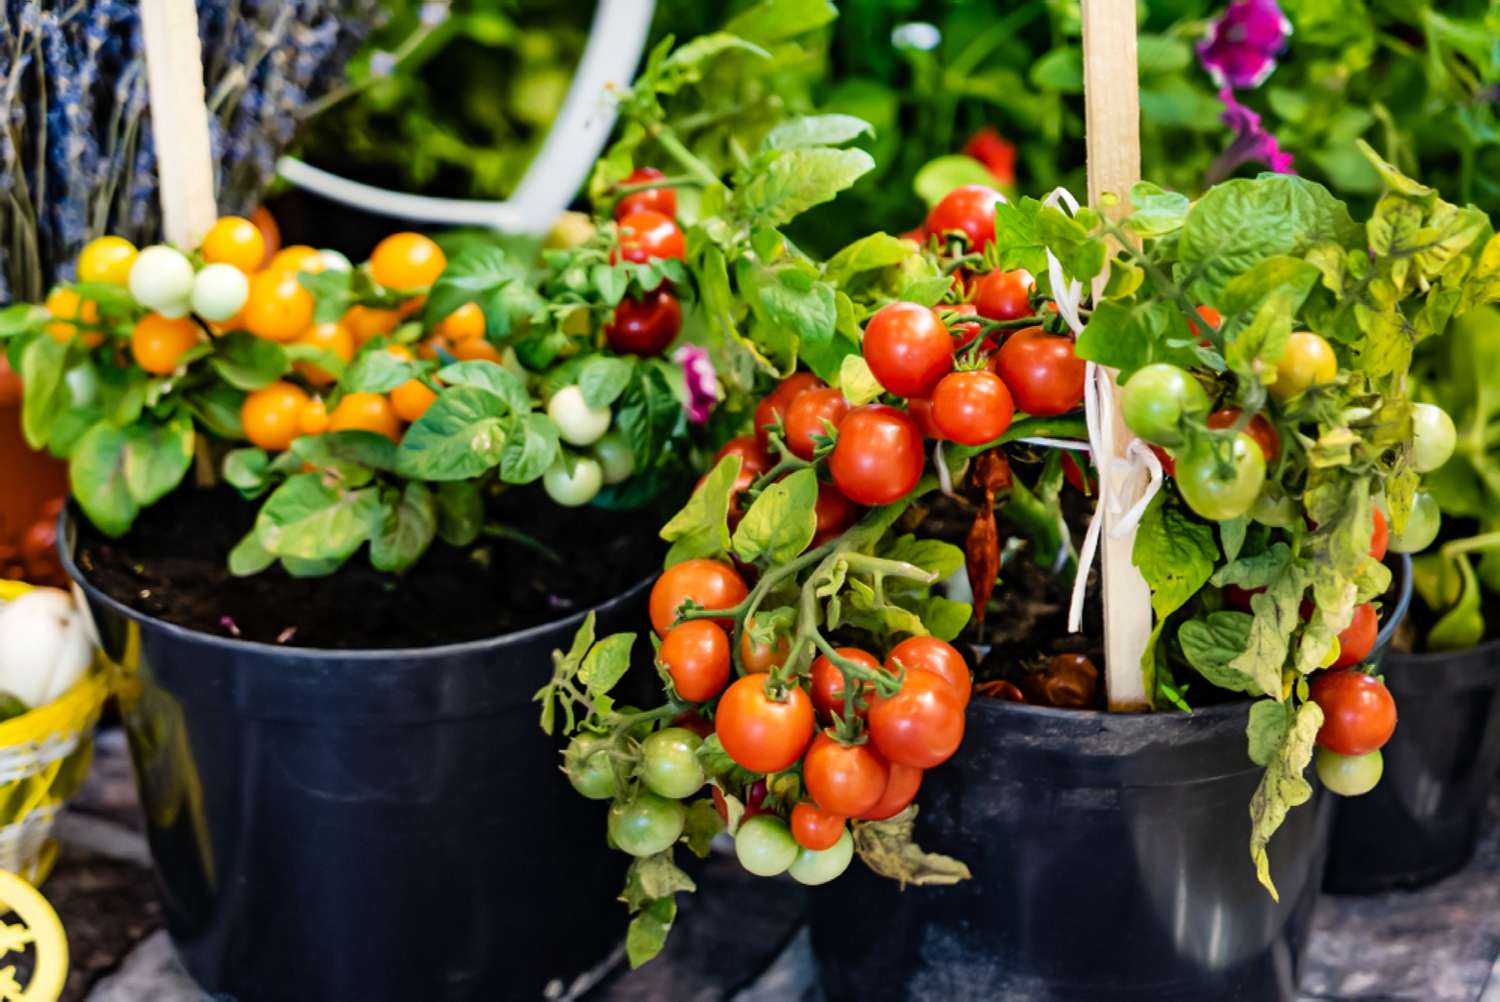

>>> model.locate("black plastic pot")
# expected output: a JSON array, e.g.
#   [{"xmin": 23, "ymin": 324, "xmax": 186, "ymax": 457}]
[
  {"xmin": 1324, "ymin": 636, "xmax": 1500, "ymax": 893},
  {"xmin": 811, "ymin": 559, "xmax": 1411, "ymax": 1002},
  {"xmin": 61, "ymin": 510, "xmax": 652, "ymax": 1002}
]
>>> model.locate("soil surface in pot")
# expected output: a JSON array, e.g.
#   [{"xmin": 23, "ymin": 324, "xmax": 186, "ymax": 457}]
[{"xmin": 73, "ymin": 485, "xmax": 667, "ymax": 649}]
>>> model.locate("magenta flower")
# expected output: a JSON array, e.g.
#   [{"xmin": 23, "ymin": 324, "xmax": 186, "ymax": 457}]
[
  {"xmin": 1207, "ymin": 88, "xmax": 1295, "ymax": 183},
  {"xmin": 673, "ymin": 345, "xmax": 718, "ymax": 425},
  {"xmin": 1197, "ymin": 0, "xmax": 1292, "ymax": 89}
]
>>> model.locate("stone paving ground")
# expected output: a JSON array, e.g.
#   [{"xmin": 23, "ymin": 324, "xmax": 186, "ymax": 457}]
[{"xmin": 41, "ymin": 730, "xmax": 1500, "ymax": 1002}]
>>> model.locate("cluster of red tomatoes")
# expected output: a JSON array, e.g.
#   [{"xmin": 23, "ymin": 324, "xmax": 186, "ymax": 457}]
[
  {"xmin": 646, "ymin": 556, "xmax": 972, "ymax": 880},
  {"xmin": 604, "ymin": 167, "xmax": 687, "ymax": 359}
]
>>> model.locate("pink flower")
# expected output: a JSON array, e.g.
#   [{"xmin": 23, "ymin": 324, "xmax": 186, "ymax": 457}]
[
  {"xmin": 1197, "ymin": 0, "xmax": 1292, "ymax": 90},
  {"xmin": 673, "ymin": 345, "xmax": 717, "ymax": 425},
  {"xmin": 1207, "ymin": 88, "xmax": 1295, "ymax": 183}
]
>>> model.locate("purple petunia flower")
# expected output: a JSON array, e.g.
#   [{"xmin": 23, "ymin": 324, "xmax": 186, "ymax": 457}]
[
  {"xmin": 1197, "ymin": 0, "xmax": 1292, "ymax": 90},
  {"xmin": 673, "ymin": 345, "xmax": 718, "ymax": 425},
  {"xmin": 1207, "ymin": 87, "xmax": 1295, "ymax": 182}
]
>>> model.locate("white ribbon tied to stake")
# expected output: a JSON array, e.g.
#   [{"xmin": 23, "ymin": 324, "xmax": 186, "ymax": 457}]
[{"xmin": 1030, "ymin": 189, "xmax": 1164, "ymax": 633}]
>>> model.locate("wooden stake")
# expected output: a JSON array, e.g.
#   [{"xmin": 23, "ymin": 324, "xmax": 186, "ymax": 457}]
[
  {"xmin": 140, "ymin": 0, "xmax": 218, "ymax": 249},
  {"xmin": 1082, "ymin": 0, "xmax": 1152, "ymax": 712}
]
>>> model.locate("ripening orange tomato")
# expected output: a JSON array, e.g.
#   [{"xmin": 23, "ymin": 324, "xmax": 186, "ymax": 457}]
[
  {"xmin": 242, "ymin": 381, "xmax": 310, "ymax": 451},
  {"xmin": 437, "ymin": 301, "xmax": 485, "ymax": 341},
  {"xmin": 293, "ymin": 321, "xmax": 354, "ymax": 385},
  {"xmin": 267, "ymin": 244, "xmax": 325, "ymax": 276},
  {"xmin": 329, "ymin": 392, "xmax": 402, "ymax": 441},
  {"xmin": 391, "ymin": 379, "xmax": 438, "ymax": 423},
  {"xmin": 345, "ymin": 305, "xmax": 400, "ymax": 344},
  {"xmin": 45, "ymin": 288, "xmax": 102, "ymax": 347},
  {"xmin": 244, "ymin": 269, "xmax": 315, "ymax": 342},
  {"xmin": 451, "ymin": 337, "xmax": 502, "ymax": 363},
  {"xmin": 369, "ymin": 232, "xmax": 446, "ymax": 291},
  {"xmin": 202, "ymin": 217, "xmax": 268, "ymax": 273},
  {"xmin": 130, "ymin": 313, "xmax": 200, "ymax": 374},
  {"xmin": 299, "ymin": 396, "xmax": 330, "ymax": 436}
]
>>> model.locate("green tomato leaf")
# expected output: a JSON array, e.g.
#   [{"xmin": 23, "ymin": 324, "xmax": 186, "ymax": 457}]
[
  {"xmin": 435, "ymin": 360, "xmax": 531, "ymax": 417},
  {"xmin": 661, "ymin": 454, "xmax": 740, "ymax": 566},
  {"xmin": 838, "ymin": 355, "xmax": 883, "ymax": 406},
  {"xmin": 733, "ymin": 467, "xmax": 818, "ymax": 565},
  {"xmin": 223, "ymin": 448, "xmax": 272, "ymax": 497},
  {"xmin": 0, "ymin": 304, "xmax": 46, "ymax": 338},
  {"xmin": 723, "ymin": 0, "xmax": 836, "ymax": 43},
  {"xmin": 299, "ymin": 269, "xmax": 355, "ymax": 324},
  {"xmin": 736, "ymin": 148, "xmax": 876, "ymax": 228},
  {"xmin": 1125, "ymin": 181, "xmax": 1190, "ymax": 237},
  {"xmin": 123, "ymin": 414, "xmax": 194, "ymax": 507},
  {"xmin": 227, "ymin": 529, "xmax": 276, "ymax": 577},
  {"xmin": 340, "ymin": 346, "xmax": 430, "ymax": 395},
  {"xmin": 395, "ymin": 386, "xmax": 509, "ymax": 481},
  {"xmin": 254, "ymin": 473, "xmax": 379, "ymax": 562},
  {"xmin": 186, "ymin": 383, "xmax": 246, "ymax": 440},
  {"xmin": 578, "ymin": 355, "xmax": 637, "ymax": 410},
  {"xmin": 763, "ymin": 114, "xmax": 872, "ymax": 152},
  {"xmin": 370, "ymin": 481, "xmax": 437, "ymax": 573},
  {"xmin": 19, "ymin": 334, "xmax": 70, "ymax": 450},
  {"xmin": 209, "ymin": 332, "xmax": 290, "ymax": 391},
  {"xmin": 913, "ymin": 155, "xmax": 1000, "ymax": 209},
  {"xmin": 497, "ymin": 412, "xmax": 561, "ymax": 484},
  {"xmin": 68, "ymin": 422, "xmax": 136, "ymax": 537},
  {"xmin": 435, "ymin": 480, "xmax": 484, "ymax": 547},
  {"xmin": 579, "ymin": 633, "xmax": 636, "ymax": 695},
  {"xmin": 824, "ymin": 233, "xmax": 919, "ymax": 285},
  {"xmin": 1248, "ymin": 699, "xmax": 1323, "ymax": 899},
  {"xmin": 1178, "ymin": 612, "xmax": 1264, "ymax": 695}
]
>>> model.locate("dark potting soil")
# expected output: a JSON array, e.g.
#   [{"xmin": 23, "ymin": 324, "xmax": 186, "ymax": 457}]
[{"xmin": 73, "ymin": 485, "xmax": 667, "ymax": 650}]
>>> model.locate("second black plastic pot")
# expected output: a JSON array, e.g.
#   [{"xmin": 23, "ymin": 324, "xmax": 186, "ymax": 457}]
[
  {"xmin": 62, "ymin": 509, "xmax": 653, "ymax": 1002},
  {"xmin": 1323, "ymin": 636, "xmax": 1500, "ymax": 893}
]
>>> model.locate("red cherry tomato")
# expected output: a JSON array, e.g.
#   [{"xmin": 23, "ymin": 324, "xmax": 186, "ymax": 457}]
[
  {"xmin": 992, "ymin": 327, "xmax": 1086, "ymax": 416},
  {"xmin": 1331, "ymin": 602, "xmax": 1379, "ymax": 669},
  {"xmin": 616, "ymin": 210, "xmax": 685, "ymax": 263},
  {"xmin": 810, "ymin": 647, "xmax": 883, "ymax": 720},
  {"xmin": 606, "ymin": 288, "xmax": 682, "ymax": 356},
  {"xmin": 907, "ymin": 398, "xmax": 945, "ymax": 440},
  {"xmin": 716, "ymin": 434, "xmax": 773, "ymax": 485},
  {"xmin": 945, "ymin": 302, "xmax": 983, "ymax": 347},
  {"xmin": 659, "ymin": 620, "xmax": 732, "ymax": 702},
  {"xmin": 1061, "ymin": 451, "xmax": 1096, "ymax": 496},
  {"xmin": 649, "ymin": 559, "xmax": 748, "ymax": 636},
  {"xmin": 868, "ymin": 669, "xmax": 966, "ymax": 769},
  {"xmin": 829, "ymin": 405, "xmax": 926, "ymax": 506},
  {"xmin": 715, "ymin": 677, "xmax": 816, "ymax": 774},
  {"xmin": 784, "ymin": 387, "xmax": 851, "ymax": 460},
  {"xmin": 1206, "ymin": 408, "xmax": 1281, "ymax": 462},
  {"xmin": 858, "ymin": 762, "xmax": 923, "ymax": 821},
  {"xmin": 885, "ymin": 636, "xmax": 971, "ymax": 705},
  {"xmin": 813, "ymin": 480, "xmax": 859, "ymax": 544},
  {"xmin": 1369, "ymin": 508, "xmax": 1389, "ymax": 561},
  {"xmin": 1309, "ymin": 669, "xmax": 1397, "ymax": 756},
  {"xmin": 930, "ymin": 370, "xmax": 1014, "ymax": 446},
  {"xmin": 1225, "ymin": 584, "xmax": 1264, "ymax": 612},
  {"xmin": 791, "ymin": 801, "xmax": 847, "ymax": 851},
  {"xmin": 615, "ymin": 166, "xmax": 677, "ymax": 220},
  {"xmin": 802, "ymin": 732, "xmax": 891, "ymax": 817},
  {"xmin": 962, "ymin": 126, "xmax": 1016, "ymax": 186},
  {"xmin": 972, "ymin": 269, "xmax": 1032, "ymax": 321},
  {"xmin": 863, "ymin": 301, "xmax": 954, "ymax": 398},
  {"xmin": 754, "ymin": 373, "xmax": 824, "ymax": 446},
  {"xmin": 1150, "ymin": 444, "xmax": 1176, "ymax": 477},
  {"xmin": 1187, "ymin": 304, "xmax": 1222, "ymax": 345},
  {"xmin": 925, "ymin": 184, "xmax": 1005, "ymax": 250}
]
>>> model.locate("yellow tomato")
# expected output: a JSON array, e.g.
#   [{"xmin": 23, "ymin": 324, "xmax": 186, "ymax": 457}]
[
  {"xmin": 369, "ymin": 232, "xmax": 446, "ymax": 291},
  {"xmin": 201, "ymin": 217, "xmax": 267, "ymax": 273},
  {"xmin": 131, "ymin": 313, "xmax": 201, "ymax": 374},
  {"xmin": 76, "ymin": 236, "xmax": 138, "ymax": 286},
  {"xmin": 329, "ymin": 392, "xmax": 402, "ymax": 441},
  {"xmin": 293, "ymin": 321, "xmax": 355, "ymax": 385},
  {"xmin": 1271, "ymin": 331, "xmax": 1338, "ymax": 402},
  {"xmin": 243, "ymin": 269, "xmax": 315, "ymax": 342},
  {"xmin": 438, "ymin": 301, "xmax": 485, "ymax": 341}
]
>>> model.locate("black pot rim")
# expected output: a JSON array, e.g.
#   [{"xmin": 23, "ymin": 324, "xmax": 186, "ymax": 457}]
[
  {"xmin": 967, "ymin": 553, "xmax": 1413, "ymax": 734},
  {"xmin": 60, "ymin": 504, "xmax": 656, "ymax": 661}
]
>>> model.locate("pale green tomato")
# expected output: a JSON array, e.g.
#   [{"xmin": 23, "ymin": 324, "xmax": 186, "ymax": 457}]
[
  {"xmin": 1120, "ymin": 363, "xmax": 1208, "ymax": 447},
  {"xmin": 128, "ymin": 245, "xmax": 195, "ymax": 313},
  {"xmin": 640, "ymin": 727, "xmax": 705, "ymax": 799},
  {"xmin": 1316, "ymin": 747, "xmax": 1383, "ymax": 796},
  {"xmin": 318, "ymin": 250, "xmax": 353, "ymax": 273},
  {"xmin": 1410, "ymin": 403, "xmax": 1456, "ymax": 474},
  {"xmin": 788, "ymin": 828, "xmax": 855, "ymax": 886},
  {"xmin": 190, "ymin": 263, "xmax": 250, "ymax": 322},
  {"xmin": 607, "ymin": 792, "xmax": 686, "ymax": 857},
  {"xmin": 1389, "ymin": 491, "xmax": 1440, "ymax": 554},
  {"xmin": 543, "ymin": 457, "xmax": 603, "ymax": 507},
  {"xmin": 1175, "ymin": 433, "xmax": 1266, "ymax": 522},
  {"xmin": 548, "ymin": 385, "xmax": 611, "ymax": 446},
  {"xmin": 564, "ymin": 732, "xmax": 616, "ymax": 801},
  {"xmin": 735, "ymin": 814, "xmax": 799, "ymax": 877},
  {"xmin": 594, "ymin": 431, "xmax": 635, "ymax": 485}
]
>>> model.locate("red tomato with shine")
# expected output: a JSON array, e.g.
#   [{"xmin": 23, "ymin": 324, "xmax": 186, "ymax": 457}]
[
  {"xmin": 1369, "ymin": 508, "xmax": 1389, "ymax": 561},
  {"xmin": 931, "ymin": 370, "xmax": 1014, "ymax": 446},
  {"xmin": 803, "ymin": 732, "xmax": 891, "ymax": 817},
  {"xmin": 885, "ymin": 636, "xmax": 972, "ymax": 705},
  {"xmin": 972, "ymin": 269, "xmax": 1032, "ymax": 321},
  {"xmin": 858, "ymin": 762, "xmax": 923, "ymax": 821},
  {"xmin": 945, "ymin": 302, "xmax": 982, "ymax": 347},
  {"xmin": 1332, "ymin": 602, "xmax": 1379, "ymax": 669},
  {"xmin": 791, "ymin": 801, "xmax": 846, "ymax": 851},
  {"xmin": 868, "ymin": 669, "xmax": 966, "ymax": 769},
  {"xmin": 715, "ymin": 677, "xmax": 816, "ymax": 774},
  {"xmin": 908, "ymin": 398, "xmax": 945, "ymax": 440},
  {"xmin": 606, "ymin": 288, "xmax": 681, "ymax": 356},
  {"xmin": 1062, "ymin": 452, "xmax": 1096, "ymax": 496},
  {"xmin": 810, "ymin": 648, "xmax": 882, "ymax": 720},
  {"xmin": 649, "ymin": 559, "xmax": 748, "ymax": 636},
  {"xmin": 1309, "ymin": 669, "xmax": 1397, "ymax": 756},
  {"xmin": 1187, "ymin": 304, "xmax": 1222, "ymax": 345},
  {"xmin": 813, "ymin": 481, "xmax": 859, "ymax": 544},
  {"xmin": 615, "ymin": 166, "xmax": 677, "ymax": 220},
  {"xmin": 863, "ymin": 301, "xmax": 955, "ymax": 398},
  {"xmin": 616, "ymin": 209, "xmax": 685, "ymax": 263},
  {"xmin": 924, "ymin": 184, "xmax": 1006, "ymax": 250},
  {"xmin": 659, "ymin": 620, "xmax": 732, "ymax": 702},
  {"xmin": 829, "ymin": 405, "xmax": 926, "ymax": 506},
  {"xmin": 1206, "ymin": 408, "xmax": 1280, "ymax": 462},
  {"xmin": 784, "ymin": 387, "xmax": 851, "ymax": 460},
  {"xmin": 992, "ymin": 327, "xmax": 1086, "ymax": 416},
  {"xmin": 754, "ymin": 373, "xmax": 824, "ymax": 446}
]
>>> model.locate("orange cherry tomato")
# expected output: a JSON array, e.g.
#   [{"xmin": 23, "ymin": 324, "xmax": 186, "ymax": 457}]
[
  {"xmin": 391, "ymin": 379, "xmax": 438, "ymax": 423},
  {"xmin": 299, "ymin": 397, "xmax": 330, "ymax": 436},
  {"xmin": 790, "ymin": 801, "xmax": 846, "ymax": 851},
  {"xmin": 344, "ymin": 306, "xmax": 401, "ymax": 344},
  {"xmin": 244, "ymin": 269, "xmax": 315, "ymax": 342},
  {"xmin": 370, "ymin": 232, "xmax": 447, "ymax": 291},
  {"xmin": 293, "ymin": 321, "xmax": 354, "ymax": 385},
  {"xmin": 867, "ymin": 669, "xmax": 966, "ymax": 769},
  {"xmin": 130, "ymin": 313, "xmax": 200, "ymax": 374},
  {"xmin": 857, "ymin": 762, "xmax": 923, "ymax": 821},
  {"xmin": 451, "ymin": 337, "xmax": 502, "ymax": 363},
  {"xmin": 241, "ymin": 381, "xmax": 310, "ymax": 451},
  {"xmin": 714, "ymin": 676, "xmax": 815, "ymax": 774},
  {"xmin": 648, "ymin": 559, "xmax": 749, "ymax": 636},
  {"xmin": 739, "ymin": 616, "xmax": 791, "ymax": 674},
  {"xmin": 267, "ymin": 244, "xmax": 325, "ymax": 276},
  {"xmin": 810, "ymin": 647, "xmax": 883, "ymax": 720},
  {"xmin": 250, "ymin": 206, "xmax": 281, "ymax": 267},
  {"xmin": 885, "ymin": 636, "xmax": 972, "ymax": 705},
  {"xmin": 202, "ymin": 216, "xmax": 267, "ymax": 273},
  {"xmin": 437, "ymin": 302, "xmax": 485, "ymax": 342},
  {"xmin": 328, "ymin": 392, "xmax": 401, "ymax": 441},
  {"xmin": 803, "ymin": 732, "xmax": 890, "ymax": 817},
  {"xmin": 45, "ymin": 288, "xmax": 102, "ymax": 347},
  {"xmin": 659, "ymin": 620, "xmax": 732, "ymax": 702}
]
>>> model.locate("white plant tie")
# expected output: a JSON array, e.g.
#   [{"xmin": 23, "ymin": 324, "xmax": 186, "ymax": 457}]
[
  {"xmin": 1025, "ymin": 187, "xmax": 1164, "ymax": 634},
  {"xmin": 934, "ymin": 440, "xmax": 955, "ymax": 497}
]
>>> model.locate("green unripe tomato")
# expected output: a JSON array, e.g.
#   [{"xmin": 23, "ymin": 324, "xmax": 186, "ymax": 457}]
[
  {"xmin": 640, "ymin": 727, "xmax": 705, "ymax": 799},
  {"xmin": 128, "ymin": 245, "xmax": 195, "ymax": 315},
  {"xmin": 1175, "ymin": 433, "xmax": 1266, "ymax": 522},
  {"xmin": 1121, "ymin": 363, "xmax": 1209, "ymax": 446},
  {"xmin": 734, "ymin": 814, "xmax": 799, "ymax": 877},
  {"xmin": 1410, "ymin": 403, "xmax": 1456, "ymax": 474},
  {"xmin": 548, "ymin": 385, "xmax": 611, "ymax": 446},
  {"xmin": 788, "ymin": 828, "xmax": 855, "ymax": 886},
  {"xmin": 608, "ymin": 792, "xmax": 687, "ymax": 857},
  {"xmin": 543, "ymin": 456, "xmax": 603, "ymax": 507},
  {"xmin": 594, "ymin": 430, "xmax": 636, "ymax": 485},
  {"xmin": 190, "ymin": 263, "xmax": 250, "ymax": 322},
  {"xmin": 1388, "ymin": 490, "xmax": 1441, "ymax": 554},
  {"xmin": 1315, "ymin": 747, "xmax": 1383, "ymax": 797},
  {"xmin": 564, "ymin": 732, "xmax": 617, "ymax": 801}
]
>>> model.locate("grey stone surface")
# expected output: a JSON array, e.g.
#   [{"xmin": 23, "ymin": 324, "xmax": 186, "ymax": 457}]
[{"xmin": 48, "ymin": 730, "xmax": 1500, "ymax": 1001}]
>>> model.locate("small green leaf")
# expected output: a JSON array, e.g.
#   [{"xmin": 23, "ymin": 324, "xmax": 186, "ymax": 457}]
[
  {"xmin": 435, "ymin": 480, "xmax": 484, "ymax": 546},
  {"xmin": 838, "ymin": 355, "xmax": 882, "ymax": 406},
  {"xmin": 370, "ymin": 482, "xmax": 437, "ymax": 573},
  {"xmin": 299, "ymin": 269, "xmax": 355, "ymax": 324},
  {"xmin": 20, "ymin": 334, "xmax": 70, "ymax": 449},
  {"xmin": 1126, "ymin": 181, "xmax": 1190, "ymax": 237},
  {"xmin": 435, "ymin": 360, "xmax": 531, "ymax": 416},
  {"xmin": 254, "ymin": 474, "xmax": 379, "ymax": 562},
  {"xmin": 579, "ymin": 633, "xmax": 636, "ymax": 695},
  {"xmin": 733, "ymin": 467, "xmax": 818, "ymax": 564},
  {"xmin": 210, "ymin": 332, "xmax": 290, "ymax": 391},
  {"xmin": 763, "ymin": 114, "xmax": 872, "ymax": 151},
  {"xmin": 661, "ymin": 454, "xmax": 740, "ymax": 565},
  {"xmin": 913, "ymin": 155, "xmax": 1001, "ymax": 209},
  {"xmin": 123, "ymin": 414, "xmax": 194, "ymax": 507},
  {"xmin": 223, "ymin": 448, "xmax": 272, "ymax": 496},
  {"xmin": 1248, "ymin": 700, "xmax": 1322, "ymax": 899},
  {"xmin": 340, "ymin": 346, "xmax": 429, "ymax": 394},
  {"xmin": 68, "ymin": 423, "xmax": 136, "ymax": 537},
  {"xmin": 578, "ymin": 356, "xmax": 636, "ymax": 409},
  {"xmin": 498, "ymin": 412, "xmax": 561, "ymax": 484},
  {"xmin": 228, "ymin": 530, "xmax": 276, "ymax": 577},
  {"xmin": 736, "ymin": 148, "xmax": 876, "ymax": 228},
  {"xmin": 396, "ymin": 386, "xmax": 509, "ymax": 480},
  {"xmin": 824, "ymin": 233, "xmax": 918, "ymax": 284},
  {"xmin": 1178, "ymin": 612, "xmax": 1263, "ymax": 695}
]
